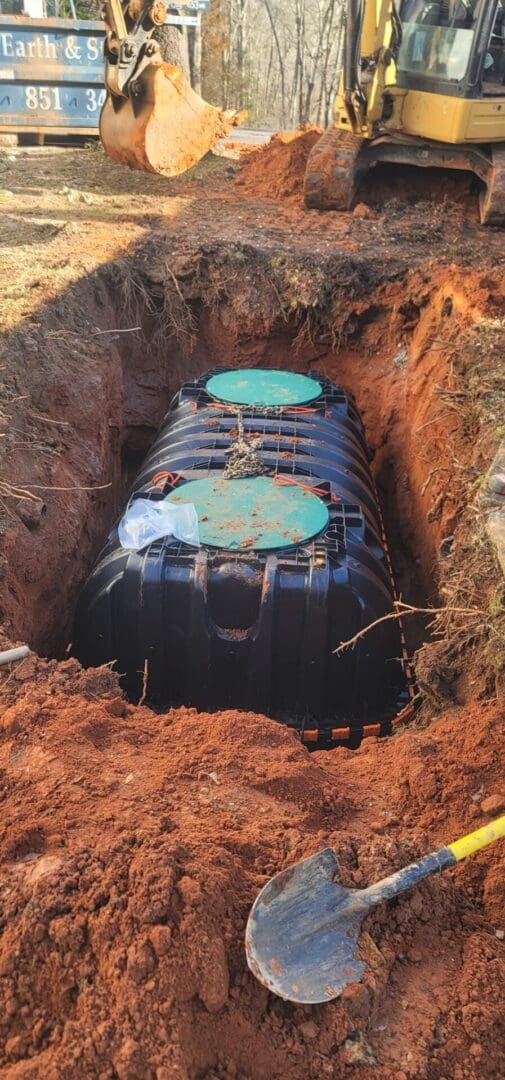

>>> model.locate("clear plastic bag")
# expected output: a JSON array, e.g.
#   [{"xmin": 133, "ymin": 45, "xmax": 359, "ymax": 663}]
[{"xmin": 118, "ymin": 498, "xmax": 199, "ymax": 550}]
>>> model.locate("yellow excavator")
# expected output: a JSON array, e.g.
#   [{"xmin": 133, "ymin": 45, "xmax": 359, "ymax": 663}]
[
  {"xmin": 99, "ymin": 0, "xmax": 240, "ymax": 175},
  {"xmin": 99, "ymin": 0, "xmax": 505, "ymax": 223},
  {"xmin": 304, "ymin": 0, "xmax": 505, "ymax": 222}
]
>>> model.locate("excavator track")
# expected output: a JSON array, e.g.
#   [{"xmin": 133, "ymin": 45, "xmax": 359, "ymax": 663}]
[
  {"xmin": 304, "ymin": 128, "xmax": 364, "ymax": 211},
  {"xmin": 480, "ymin": 144, "xmax": 505, "ymax": 226}
]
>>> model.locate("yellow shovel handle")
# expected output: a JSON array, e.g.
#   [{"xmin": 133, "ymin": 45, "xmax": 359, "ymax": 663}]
[{"xmin": 447, "ymin": 814, "xmax": 505, "ymax": 862}]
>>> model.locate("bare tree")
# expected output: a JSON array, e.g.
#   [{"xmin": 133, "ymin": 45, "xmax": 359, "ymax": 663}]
[
  {"xmin": 202, "ymin": 0, "xmax": 344, "ymax": 129},
  {"xmin": 261, "ymin": 0, "xmax": 287, "ymax": 125}
]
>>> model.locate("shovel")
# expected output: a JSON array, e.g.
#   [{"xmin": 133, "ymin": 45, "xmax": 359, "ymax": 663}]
[{"xmin": 245, "ymin": 815, "xmax": 505, "ymax": 1004}]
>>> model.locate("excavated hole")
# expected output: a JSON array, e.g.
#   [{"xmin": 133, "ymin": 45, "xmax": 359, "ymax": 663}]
[
  {"xmin": 51, "ymin": 310, "xmax": 436, "ymax": 674},
  {"xmin": 5, "ymin": 264, "xmax": 470, "ymax": 698},
  {"xmin": 50, "ymin": 329, "xmax": 433, "ymax": 663}
]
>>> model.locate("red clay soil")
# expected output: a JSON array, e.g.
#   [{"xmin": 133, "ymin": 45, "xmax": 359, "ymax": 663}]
[
  {"xmin": 319, "ymin": 265, "xmax": 500, "ymax": 601},
  {"xmin": 234, "ymin": 126, "xmax": 479, "ymax": 218},
  {"xmin": 235, "ymin": 126, "xmax": 322, "ymax": 200},
  {"xmin": 0, "ymin": 657, "xmax": 504, "ymax": 1079},
  {"xmin": 0, "ymin": 145, "xmax": 504, "ymax": 1080}
]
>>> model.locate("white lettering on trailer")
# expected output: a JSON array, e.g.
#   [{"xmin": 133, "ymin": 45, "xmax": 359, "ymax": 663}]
[
  {"xmin": 0, "ymin": 32, "xmax": 14, "ymax": 56},
  {"xmin": 86, "ymin": 87, "xmax": 106, "ymax": 111},
  {"xmin": 64, "ymin": 36, "xmax": 82, "ymax": 61},
  {"xmin": 0, "ymin": 33, "xmax": 63, "ymax": 61},
  {"xmin": 86, "ymin": 37, "xmax": 100, "ymax": 62},
  {"xmin": 25, "ymin": 86, "xmax": 63, "ymax": 111}
]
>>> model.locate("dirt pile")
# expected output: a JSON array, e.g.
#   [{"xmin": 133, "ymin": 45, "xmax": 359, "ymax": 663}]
[
  {"xmin": 235, "ymin": 126, "xmax": 322, "ymax": 200},
  {"xmin": 0, "ymin": 658, "xmax": 504, "ymax": 1078}
]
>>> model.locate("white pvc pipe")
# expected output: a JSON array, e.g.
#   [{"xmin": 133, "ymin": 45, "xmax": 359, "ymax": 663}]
[{"xmin": 0, "ymin": 645, "xmax": 31, "ymax": 667}]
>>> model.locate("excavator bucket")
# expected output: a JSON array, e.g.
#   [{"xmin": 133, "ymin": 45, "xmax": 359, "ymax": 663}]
[{"xmin": 100, "ymin": 61, "xmax": 240, "ymax": 177}]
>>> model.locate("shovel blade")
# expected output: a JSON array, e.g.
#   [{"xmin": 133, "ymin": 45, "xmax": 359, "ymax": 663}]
[
  {"xmin": 100, "ymin": 63, "xmax": 240, "ymax": 177},
  {"xmin": 245, "ymin": 848, "xmax": 366, "ymax": 1004}
]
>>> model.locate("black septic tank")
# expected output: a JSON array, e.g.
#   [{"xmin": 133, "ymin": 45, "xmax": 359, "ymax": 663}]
[{"xmin": 73, "ymin": 369, "xmax": 413, "ymax": 746}]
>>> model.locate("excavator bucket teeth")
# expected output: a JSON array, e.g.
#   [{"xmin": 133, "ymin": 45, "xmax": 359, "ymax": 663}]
[{"xmin": 100, "ymin": 62, "xmax": 239, "ymax": 177}]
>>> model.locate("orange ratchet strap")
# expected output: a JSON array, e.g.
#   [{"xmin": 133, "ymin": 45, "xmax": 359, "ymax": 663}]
[{"xmin": 274, "ymin": 474, "xmax": 340, "ymax": 503}]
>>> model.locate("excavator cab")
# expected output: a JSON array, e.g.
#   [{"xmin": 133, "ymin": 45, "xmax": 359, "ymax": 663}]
[
  {"xmin": 305, "ymin": 0, "xmax": 505, "ymax": 223},
  {"xmin": 397, "ymin": 1, "xmax": 505, "ymax": 99},
  {"xmin": 99, "ymin": 0, "xmax": 240, "ymax": 176}
]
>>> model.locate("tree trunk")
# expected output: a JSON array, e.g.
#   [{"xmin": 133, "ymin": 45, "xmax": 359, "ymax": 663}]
[
  {"xmin": 189, "ymin": 21, "xmax": 202, "ymax": 94},
  {"xmin": 153, "ymin": 25, "xmax": 191, "ymax": 83},
  {"xmin": 262, "ymin": 0, "xmax": 287, "ymax": 126}
]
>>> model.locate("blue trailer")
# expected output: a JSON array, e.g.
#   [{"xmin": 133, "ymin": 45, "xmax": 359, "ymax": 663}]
[{"xmin": 0, "ymin": 15, "xmax": 106, "ymax": 141}]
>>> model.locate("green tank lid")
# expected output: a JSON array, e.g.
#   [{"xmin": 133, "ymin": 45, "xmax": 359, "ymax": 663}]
[
  {"xmin": 206, "ymin": 369, "xmax": 322, "ymax": 407},
  {"xmin": 166, "ymin": 476, "xmax": 329, "ymax": 550}
]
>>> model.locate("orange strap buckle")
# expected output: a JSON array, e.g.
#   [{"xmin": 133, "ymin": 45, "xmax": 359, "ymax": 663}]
[{"xmin": 151, "ymin": 471, "xmax": 181, "ymax": 491}]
